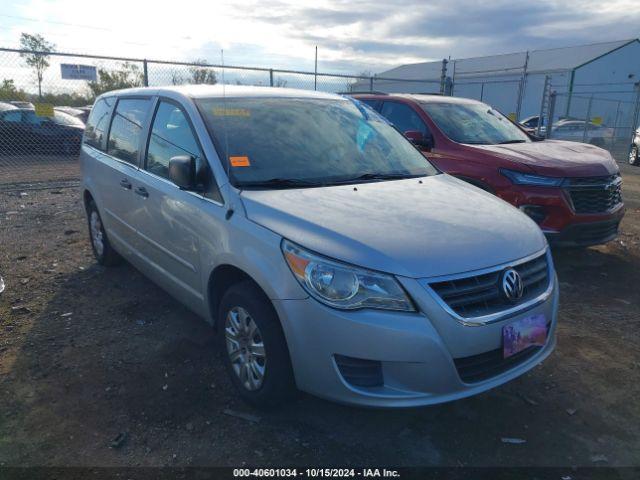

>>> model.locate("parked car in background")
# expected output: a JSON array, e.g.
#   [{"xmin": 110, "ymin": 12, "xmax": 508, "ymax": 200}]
[
  {"xmin": 81, "ymin": 85, "xmax": 558, "ymax": 408},
  {"xmin": 629, "ymin": 128, "xmax": 639, "ymax": 166},
  {"xmin": 352, "ymin": 93, "xmax": 624, "ymax": 247},
  {"xmin": 9, "ymin": 100, "xmax": 35, "ymax": 109},
  {"xmin": 56, "ymin": 105, "xmax": 91, "ymax": 123},
  {"xmin": 0, "ymin": 101, "xmax": 18, "ymax": 112},
  {"xmin": 549, "ymin": 120, "xmax": 613, "ymax": 147},
  {"xmin": 519, "ymin": 115, "xmax": 545, "ymax": 135},
  {"xmin": 0, "ymin": 108, "xmax": 85, "ymax": 155}
]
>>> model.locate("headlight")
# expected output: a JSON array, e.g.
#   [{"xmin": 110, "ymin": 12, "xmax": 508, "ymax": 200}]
[
  {"xmin": 281, "ymin": 239, "xmax": 414, "ymax": 311},
  {"xmin": 501, "ymin": 169, "xmax": 564, "ymax": 187}
]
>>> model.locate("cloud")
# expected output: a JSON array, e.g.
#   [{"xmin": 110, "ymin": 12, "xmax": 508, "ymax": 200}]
[{"xmin": 0, "ymin": 0, "xmax": 638, "ymax": 75}]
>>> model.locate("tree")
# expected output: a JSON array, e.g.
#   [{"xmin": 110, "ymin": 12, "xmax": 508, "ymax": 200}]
[
  {"xmin": 0, "ymin": 79, "xmax": 27, "ymax": 101},
  {"xmin": 189, "ymin": 59, "xmax": 217, "ymax": 85},
  {"xmin": 19, "ymin": 33, "xmax": 55, "ymax": 99},
  {"xmin": 87, "ymin": 62, "xmax": 144, "ymax": 98},
  {"xmin": 273, "ymin": 77, "xmax": 288, "ymax": 88}
]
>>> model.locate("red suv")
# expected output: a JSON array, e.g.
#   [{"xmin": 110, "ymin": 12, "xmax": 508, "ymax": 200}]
[{"xmin": 353, "ymin": 93, "xmax": 624, "ymax": 247}]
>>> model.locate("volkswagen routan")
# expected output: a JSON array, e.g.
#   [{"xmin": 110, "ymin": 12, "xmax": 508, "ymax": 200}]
[{"xmin": 80, "ymin": 86, "xmax": 558, "ymax": 407}]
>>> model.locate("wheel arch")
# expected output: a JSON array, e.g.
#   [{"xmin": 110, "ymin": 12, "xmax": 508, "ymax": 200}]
[{"xmin": 207, "ymin": 264, "xmax": 275, "ymax": 331}]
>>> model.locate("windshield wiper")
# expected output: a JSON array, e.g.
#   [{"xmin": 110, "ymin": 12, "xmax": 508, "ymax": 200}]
[
  {"xmin": 496, "ymin": 139, "xmax": 527, "ymax": 144},
  {"xmin": 333, "ymin": 172, "xmax": 425, "ymax": 184},
  {"xmin": 237, "ymin": 178, "xmax": 325, "ymax": 190}
]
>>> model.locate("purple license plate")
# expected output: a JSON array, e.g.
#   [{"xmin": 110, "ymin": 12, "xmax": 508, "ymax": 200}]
[{"xmin": 503, "ymin": 314, "xmax": 547, "ymax": 358}]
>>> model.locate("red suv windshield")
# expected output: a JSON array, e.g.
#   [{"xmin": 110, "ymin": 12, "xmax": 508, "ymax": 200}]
[{"xmin": 421, "ymin": 102, "xmax": 530, "ymax": 145}]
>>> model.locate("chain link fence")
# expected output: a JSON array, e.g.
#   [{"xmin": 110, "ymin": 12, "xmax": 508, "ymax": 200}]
[
  {"xmin": 541, "ymin": 89, "xmax": 640, "ymax": 162},
  {"xmin": 1, "ymin": 47, "xmax": 638, "ymax": 190},
  {"xmin": 0, "ymin": 48, "xmax": 439, "ymax": 189}
]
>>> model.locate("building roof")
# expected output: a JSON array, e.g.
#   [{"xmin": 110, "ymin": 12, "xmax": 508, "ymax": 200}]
[{"xmin": 375, "ymin": 39, "xmax": 638, "ymax": 80}]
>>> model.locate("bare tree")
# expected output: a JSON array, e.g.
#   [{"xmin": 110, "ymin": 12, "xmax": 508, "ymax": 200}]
[
  {"xmin": 19, "ymin": 33, "xmax": 55, "ymax": 99},
  {"xmin": 274, "ymin": 77, "xmax": 288, "ymax": 88},
  {"xmin": 189, "ymin": 59, "xmax": 217, "ymax": 85}
]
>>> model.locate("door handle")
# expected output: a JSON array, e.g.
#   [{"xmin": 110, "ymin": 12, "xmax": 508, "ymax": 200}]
[
  {"xmin": 134, "ymin": 186, "xmax": 149, "ymax": 198},
  {"xmin": 120, "ymin": 179, "xmax": 132, "ymax": 190}
]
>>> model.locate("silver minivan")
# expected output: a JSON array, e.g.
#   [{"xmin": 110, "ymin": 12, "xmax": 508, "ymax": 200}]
[{"xmin": 80, "ymin": 85, "xmax": 558, "ymax": 408}]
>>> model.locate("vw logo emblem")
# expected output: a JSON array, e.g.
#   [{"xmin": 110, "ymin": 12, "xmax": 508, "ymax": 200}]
[{"xmin": 501, "ymin": 268, "xmax": 524, "ymax": 302}]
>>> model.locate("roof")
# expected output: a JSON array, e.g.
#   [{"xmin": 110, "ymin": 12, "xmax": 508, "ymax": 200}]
[
  {"xmin": 352, "ymin": 93, "xmax": 483, "ymax": 105},
  {"xmin": 107, "ymin": 84, "xmax": 343, "ymax": 100},
  {"xmin": 375, "ymin": 39, "xmax": 639, "ymax": 79}
]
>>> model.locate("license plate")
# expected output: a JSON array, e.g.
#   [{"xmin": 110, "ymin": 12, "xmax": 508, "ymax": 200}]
[{"xmin": 503, "ymin": 314, "xmax": 547, "ymax": 359}]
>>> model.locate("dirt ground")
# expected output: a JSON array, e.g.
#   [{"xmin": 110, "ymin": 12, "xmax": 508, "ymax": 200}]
[{"xmin": 1, "ymin": 165, "xmax": 639, "ymax": 469}]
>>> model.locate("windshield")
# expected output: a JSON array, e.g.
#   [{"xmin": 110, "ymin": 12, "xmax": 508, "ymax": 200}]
[
  {"xmin": 421, "ymin": 102, "xmax": 530, "ymax": 145},
  {"xmin": 53, "ymin": 110, "xmax": 84, "ymax": 127},
  {"xmin": 197, "ymin": 97, "xmax": 437, "ymax": 188}
]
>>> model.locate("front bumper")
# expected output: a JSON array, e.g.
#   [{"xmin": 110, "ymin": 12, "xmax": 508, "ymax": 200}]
[
  {"xmin": 497, "ymin": 183, "xmax": 624, "ymax": 247},
  {"xmin": 545, "ymin": 217, "xmax": 622, "ymax": 247},
  {"xmin": 273, "ymin": 272, "xmax": 559, "ymax": 408}
]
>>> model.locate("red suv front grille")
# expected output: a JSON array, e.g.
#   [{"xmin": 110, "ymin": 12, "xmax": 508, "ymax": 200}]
[{"xmin": 567, "ymin": 175, "xmax": 622, "ymax": 214}]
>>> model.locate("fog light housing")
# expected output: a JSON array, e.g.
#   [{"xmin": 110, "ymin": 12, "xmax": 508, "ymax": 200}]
[{"xmin": 519, "ymin": 205, "xmax": 546, "ymax": 225}]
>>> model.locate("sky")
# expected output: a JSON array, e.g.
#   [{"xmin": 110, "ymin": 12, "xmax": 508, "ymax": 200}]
[{"xmin": 0, "ymin": 0, "xmax": 639, "ymax": 75}]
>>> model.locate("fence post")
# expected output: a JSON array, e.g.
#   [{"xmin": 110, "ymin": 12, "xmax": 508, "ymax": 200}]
[
  {"xmin": 269, "ymin": 69, "xmax": 274, "ymax": 87},
  {"xmin": 143, "ymin": 59, "xmax": 149, "ymax": 87},
  {"xmin": 582, "ymin": 95, "xmax": 593, "ymax": 143},
  {"xmin": 480, "ymin": 83, "xmax": 484, "ymax": 101},
  {"xmin": 612, "ymin": 100, "xmax": 621, "ymax": 152},
  {"xmin": 545, "ymin": 91, "xmax": 556, "ymax": 139},
  {"xmin": 439, "ymin": 58, "xmax": 448, "ymax": 95},
  {"xmin": 515, "ymin": 51, "xmax": 529, "ymax": 121},
  {"xmin": 369, "ymin": 76, "xmax": 374, "ymax": 92},
  {"xmin": 536, "ymin": 75, "xmax": 551, "ymax": 136},
  {"xmin": 450, "ymin": 59, "xmax": 456, "ymax": 96}
]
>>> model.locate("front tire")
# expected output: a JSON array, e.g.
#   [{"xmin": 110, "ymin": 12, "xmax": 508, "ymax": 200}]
[
  {"xmin": 87, "ymin": 200, "xmax": 122, "ymax": 266},
  {"xmin": 218, "ymin": 281, "xmax": 295, "ymax": 408},
  {"xmin": 630, "ymin": 145, "xmax": 639, "ymax": 166}
]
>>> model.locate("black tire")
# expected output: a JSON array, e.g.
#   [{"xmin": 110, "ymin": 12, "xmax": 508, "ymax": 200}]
[
  {"xmin": 86, "ymin": 200, "xmax": 122, "ymax": 266},
  {"xmin": 218, "ymin": 280, "xmax": 295, "ymax": 408},
  {"xmin": 630, "ymin": 145, "xmax": 639, "ymax": 166}
]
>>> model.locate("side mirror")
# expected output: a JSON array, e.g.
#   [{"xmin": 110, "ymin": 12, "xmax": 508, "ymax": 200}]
[
  {"xmin": 168, "ymin": 155, "xmax": 197, "ymax": 190},
  {"xmin": 404, "ymin": 130, "xmax": 433, "ymax": 150}
]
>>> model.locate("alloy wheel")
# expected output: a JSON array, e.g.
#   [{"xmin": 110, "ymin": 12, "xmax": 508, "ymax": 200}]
[
  {"xmin": 225, "ymin": 306, "xmax": 266, "ymax": 391},
  {"xmin": 90, "ymin": 211, "xmax": 104, "ymax": 257},
  {"xmin": 630, "ymin": 146, "xmax": 639, "ymax": 165}
]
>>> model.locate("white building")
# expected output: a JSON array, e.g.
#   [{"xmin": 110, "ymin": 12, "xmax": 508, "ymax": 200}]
[{"xmin": 359, "ymin": 39, "xmax": 640, "ymax": 126}]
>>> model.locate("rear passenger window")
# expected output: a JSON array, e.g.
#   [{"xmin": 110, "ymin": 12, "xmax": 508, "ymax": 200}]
[
  {"xmin": 146, "ymin": 101, "xmax": 203, "ymax": 179},
  {"xmin": 107, "ymin": 98, "xmax": 151, "ymax": 164},
  {"xmin": 84, "ymin": 97, "xmax": 115, "ymax": 150},
  {"xmin": 381, "ymin": 101, "xmax": 429, "ymax": 136}
]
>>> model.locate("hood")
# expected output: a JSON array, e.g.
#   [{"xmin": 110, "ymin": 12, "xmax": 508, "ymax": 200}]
[
  {"xmin": 471, "ymin": 140, "xmax": 618, "ymax": 177},
  {"xmin": 240, "ymin": 174, "xmax": 546, "ymax": 279}
]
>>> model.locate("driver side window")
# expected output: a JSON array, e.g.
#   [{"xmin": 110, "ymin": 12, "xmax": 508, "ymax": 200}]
[
  {"xmin": 146, "ymin": 101, "xmax": 203, "ymax": 180},
  {"xmin": 380, "ymin": 101, "xmax": 429, "ymax": 136}
]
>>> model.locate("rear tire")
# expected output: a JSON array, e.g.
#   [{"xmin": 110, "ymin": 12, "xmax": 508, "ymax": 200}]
[
  {"xmin": 630, "ymin": 145, "xmax": 639, "ymax": 166},
  {"xmin": 218, "ymin": 281, "xmax": 295, "ymax": 408},
  {"xmin": 86, "ymin": 200, "xmax": 122, "ymax": 266}
]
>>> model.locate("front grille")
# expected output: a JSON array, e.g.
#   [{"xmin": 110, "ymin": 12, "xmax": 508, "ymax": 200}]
[
  {"xmin": 454, "ymin": 345, "xmax": 542, "ymax": 383},
  {"xmin": 567, "ymin": 175, "xmax": 622, "ymax": 214},
  {"xmin": 334, "ymin": 355, "xmax": 383, "ymax": 388},
  {"xmin": 428, "ymin": 252, "xmax": 549, "ymax": 319}
]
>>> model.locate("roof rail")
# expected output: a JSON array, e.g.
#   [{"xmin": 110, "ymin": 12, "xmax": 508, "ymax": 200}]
[{"xmin": 338, "ymin": 91, "xmax": 389, "ymax": 95}]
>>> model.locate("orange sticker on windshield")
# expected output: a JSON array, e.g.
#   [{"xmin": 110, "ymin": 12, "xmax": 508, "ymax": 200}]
[{"xmin": 230, "ymin": 156, "xmax": 251, "ymax": 167}]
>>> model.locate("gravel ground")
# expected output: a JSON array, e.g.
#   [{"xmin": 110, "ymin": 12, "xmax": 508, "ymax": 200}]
[{"xmin": 0, "ymin": 165, "xmax": 639, "ymax": 468}]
